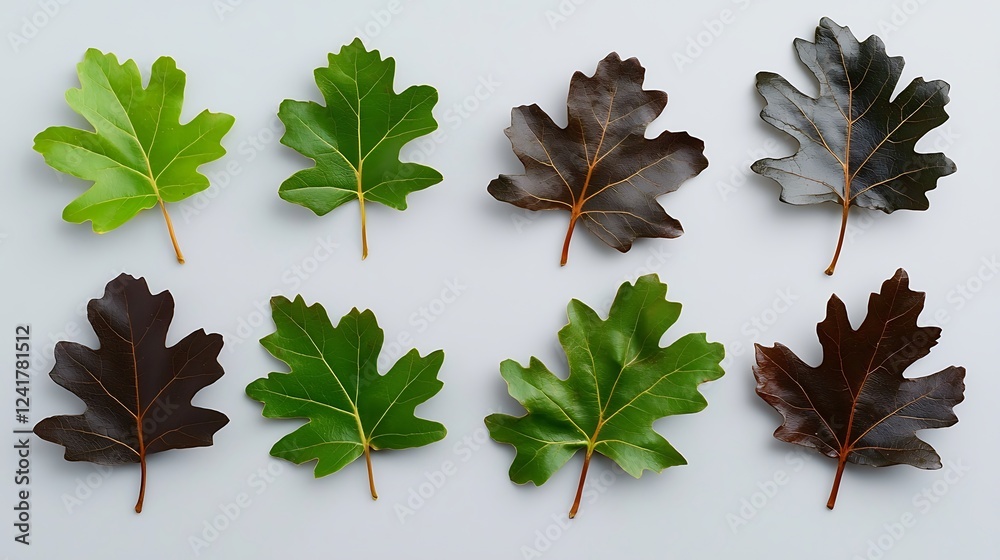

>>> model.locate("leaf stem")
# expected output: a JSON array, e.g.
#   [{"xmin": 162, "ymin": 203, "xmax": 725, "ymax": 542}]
[
  {"xmin": 135, "ymin": 452, "xmax": 147, "ymax": 513},
  {"xmin": 568, "ymin": 449, "xmax": 592, "ymax": 518},
  {"xmin": 357, "ymin": 166, "xmax": 368, "ymax": 260},
  {"xmin": 560, "ymin": 213, "xmax": 579, "ymax": 267},
  {"xmin": 158, "ymin": 200, "xmax": 185, "ymax": 264},
  {"xmin": 364, "ymin": 444, "xmax": 378, "ymax": 500},
  {"xmin": 827, "ymin": 454, "xmax": 848, "ymax": 509},
  {"xmin": 825, "ymin": 202, "xmax": 850, "ymax": 276}
]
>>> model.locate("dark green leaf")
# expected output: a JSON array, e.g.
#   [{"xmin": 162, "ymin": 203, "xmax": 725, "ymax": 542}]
[
  {"xmin": 278, "ymin": 39, "xmax": 442, "ymax": 259},
  {"xmin": 246, "ymin": 295, "xmax": 446, "ymax": 499}
]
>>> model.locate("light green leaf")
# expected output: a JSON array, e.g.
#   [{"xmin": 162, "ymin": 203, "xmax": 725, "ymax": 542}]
[{"xmin": 33, "ymin": 48, "xmax": 235, "ymax": 263}]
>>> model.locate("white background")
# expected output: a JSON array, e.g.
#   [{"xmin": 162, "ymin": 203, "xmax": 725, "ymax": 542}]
[{"xmin": 1, "ymin": 1, "xmax": 997, "ymax": 559}]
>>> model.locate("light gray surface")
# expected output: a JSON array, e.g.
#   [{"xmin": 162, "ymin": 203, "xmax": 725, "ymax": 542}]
[{"xmin": 1, "ymin": 1, "xmax": 997, "ymax": 558}]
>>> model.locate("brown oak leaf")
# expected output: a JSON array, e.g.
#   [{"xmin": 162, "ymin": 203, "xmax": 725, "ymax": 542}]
[
  {"xmin": 753, "ymin": 269, "xmax": 965, "ymax": 508},
  {"xmin": 489, "ymin": 52, "xmax": 708, "ymax": 265},
  {"xmin": 34, "ymin": 273, "xmax": 229, "ymax": 512}
]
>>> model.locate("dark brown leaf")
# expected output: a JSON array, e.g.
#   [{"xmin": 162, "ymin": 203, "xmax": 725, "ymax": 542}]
[
  {"xmin": 34, "ymin": 274, "xmax": 229, "ymax": 513},
  {"xmin": 488, "ymin": 52, "xmax": 708, "ymax": 265},
  {"xmin": 752, "ymin": 18, "xmax": 956, "ymax": 275},
  {"xmin": 753, "ymin": 269, "xmax": 965, "ymax": 509}
]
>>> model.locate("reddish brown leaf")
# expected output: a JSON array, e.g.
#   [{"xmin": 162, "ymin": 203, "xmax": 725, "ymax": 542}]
[{"xmin": 753, "ymin": 269, "xmax": 965, "ymax": 509}]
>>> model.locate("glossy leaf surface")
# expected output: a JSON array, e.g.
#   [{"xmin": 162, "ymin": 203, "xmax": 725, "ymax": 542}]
[
  {"xmin": 752, "ymin": 18, "xmax": 955, "ymax": 274},
  {"xmin": 754, "ymin": 269, "xmax": 965, "ymax": 508},
  {"xmin": 486, "ymin": 274, "xmax": 723, "ymax": 517},
  {"xmin": 489, "ymin": 53, "xmax": 708, "ymax": 265}
]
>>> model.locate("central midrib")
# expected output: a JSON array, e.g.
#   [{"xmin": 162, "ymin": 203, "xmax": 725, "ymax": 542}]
[
  {"xmin": 100, "ymin": 63, "xmax": 165, "ymax": 204},
  {"xmin": 124, "ymin": 296, "xmax": 145, "ymax": 460},
  {"xmin": 570, "ymin": 90, "xmax": 616, "ymax": 221},
  {"xmin": 279, "ymin": 304, "xmax": 368, "ymax": 452},
  {"xmin": 840, "ymin": 285, "xmax": 898, "ymax": 457},
  {"xmin": 840, "ymin": 49, "xmax": 854, "ymax": 214}
]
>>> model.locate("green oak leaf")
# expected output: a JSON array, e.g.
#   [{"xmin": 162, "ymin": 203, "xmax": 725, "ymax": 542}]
[
  {"xmin": 33, "ymin": 48, "xmax": 235, "ymax": 263},
  {"xmin": 245, "ymin": 295, "xmax": 446, "ymax": 499},
  {"xmin": 485, "ymin": 274, "xmax": 724, "ymax": 518},
  {"xmin": 277, "ymin": 38, "xmax": 442, "ymax": 259}
]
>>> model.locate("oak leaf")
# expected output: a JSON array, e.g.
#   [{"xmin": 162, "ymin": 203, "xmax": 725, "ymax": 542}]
[
  {"xmin": 752, "ymin": 18, "xmax": 956, "ymax": 275},
  {"xmin": 486, "ymin": 274, "xmax": 723, "ymax": 517},
  {"xmin": 277, "ymin": 39, "xmax": 442, "ymax": 259},
  {"xmin": 489, "ymin": 53, "xmax": 708, "ymax": 265},
  {"xmin": 246, "ymin": 296, "xmax": 447, "ymax": 499},
  {"xmin": 34, "ymin": 274, "xmax": 229, "ymax": 512},
  {"xmin": 33, "ymin": 49, "xmax": 235, "ymax": 263},
  {"xmin": 754, "ymin": 269, "xmax": 965, "ymax": 508}
]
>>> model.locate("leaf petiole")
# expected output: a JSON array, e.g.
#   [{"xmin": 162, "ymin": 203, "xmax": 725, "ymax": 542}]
[
  {"xmin": 135, "ymin": 453, "xmax": 147, "ymax": 513},
  {"xmin": 569, "ymin": 449, "xmax": 593, "ymax": 518},
  {"xmin": 560, "ymin": 213, "xmax": 580, "ymax": 267},
  {"xmin": 158, "ymin": 200, "xmax": 185, "ymax": 264},
  {"xmin": 827, "ymin": 454, "xmax": 848, "ymax": 509},
  {"xmin": 364, "ymin": 443, "xmax": 378, "ymax": 500},
  {"xmin": 356, "ymin": 162, "xmax": 368, "ymax": 260},
  {"xmin": 825, "ymin": 201, "xmax": 850, "ymax": 276}
]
